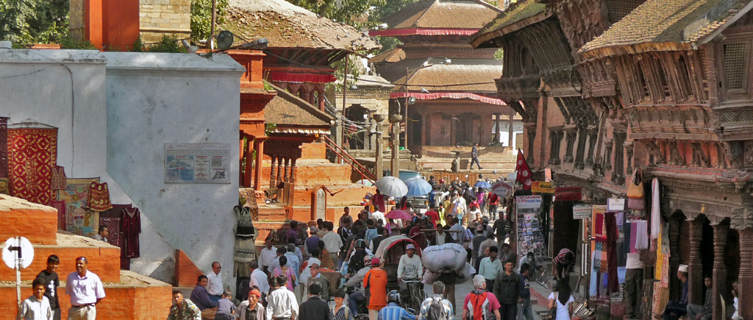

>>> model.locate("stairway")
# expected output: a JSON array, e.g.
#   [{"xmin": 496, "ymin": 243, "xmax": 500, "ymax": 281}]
[{"xmin": 0, "ymin": 195, "xmax": 172, "ymax": 319}]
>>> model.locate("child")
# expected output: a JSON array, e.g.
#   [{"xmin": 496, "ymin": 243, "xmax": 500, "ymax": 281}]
[
  {"xmin": 215, "ymin": 290, "xmax": 236, "ymax": 320},
  {"xmin": 35, "ymin": 255, "xmax": 60, "ymax": 320},
  {"xmin": 18, "ymin": 277, "xmax": 53, "ymax": 320}
]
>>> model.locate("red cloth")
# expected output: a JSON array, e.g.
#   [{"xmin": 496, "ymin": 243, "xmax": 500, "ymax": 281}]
[
  {"xmin": 100, "ymin": 204, "xmax": 131, "ymax": 248},
  {"xmin": 8, "ymin": 128, "xmax": 57, "ymax": 205},
  {"xmin": 515, "ymin": 149, "xmax": 532, "ymax": 190},
  {"xmin": 0, "ymin": 117, "xmax": 8, "ymax": 179},
  {"xmin": 425, "ymin": 210, "xmax": 439, "ymax": 227},
  {"xmin": 372, "ymin": 194, "xmax": 386, "ymax": 213},
  {"xmin": 605, "ymin": 212, "xmax": 619, "ymax": 293},
  {"xmin": 121, "ymin": 207, "xmax": 141, "ymax": 258},
  {"xmin": 87, "ymin": 181, "xmax": 113, "ymax": 211},
  {"xmin": 50, "ymin": 200, "xmax": 66, "ymax": 230}
]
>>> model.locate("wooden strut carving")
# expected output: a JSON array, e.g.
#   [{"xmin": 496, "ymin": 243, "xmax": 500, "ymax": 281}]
[
  {"xmin": 644, "ymin": 140, "xmax": 665, "ymax": 165},
  {"xmin": 669, "ymin": 140, "xmax": 684, "ymax": 166},
  {"xmin": 691, "ymin": 142, "xmax": 711, "ymax": 168}
]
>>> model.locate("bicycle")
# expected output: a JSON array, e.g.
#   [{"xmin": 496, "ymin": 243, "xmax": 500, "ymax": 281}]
[{"xmin": 401, "ymin": 278, "xmax": 425, "ymax": 313}]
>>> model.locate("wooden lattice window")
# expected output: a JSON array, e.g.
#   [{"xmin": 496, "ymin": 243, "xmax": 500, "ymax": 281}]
[{"xmin": 722, "ymin": 42, "xmax": 749, "ymax": 92}]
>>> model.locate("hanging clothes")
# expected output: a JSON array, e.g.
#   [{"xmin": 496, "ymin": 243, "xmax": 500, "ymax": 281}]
[
  {"xmin": 51, "ymin": 166, "xmax": 67, "ymax": 190},
  {"xmin": 605, "ymin": 211, "xmax": 619, "ymax": 294},
  {"xmin": 50, "ymin": 200, "xmax": 66, "ymax": 231},
  {"xmin": 7, "ymin": 128, "xmax": 57, "ymax": 205},
  {"xmin": 632, "ymin": 220, "xmax": 649, "ymax": 250},
  {"xmin": 121, "ymin": 207, "xmax": 141, "ymax": 258},
  {"xmin": 650, "ymin": 178, "xmax": 661, "ymax": 239},
  {"xmin": 100, "ymin": 204, "xmax": 131, "ymax": 248},
  {"xmin": 0, "ymin": 117, "xmax": 8, "ymax": 181},
  {"xmin": 87, "ymin": 181, "xmax": 113, "ymax": 212}
]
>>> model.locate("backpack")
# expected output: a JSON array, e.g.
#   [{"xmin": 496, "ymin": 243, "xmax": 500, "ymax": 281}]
[
  {"xmin": 467, "ymin": 291, "xmax": 491, "ymax": 320},
  {"xmin": 426, "ymin": 297, "xmax": 450, "ymax": 320}
]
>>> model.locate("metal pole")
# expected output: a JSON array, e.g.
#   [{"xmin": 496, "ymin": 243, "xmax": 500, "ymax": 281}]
[
  {"xmin": 15, "ymin": 236, "xmax": 21, "ymax": 308},
  {"xmin": 209, "ymin": 0, "xmax": 217, "ymax": 50},
  {"xmin": 341, "ymin": 55, "xmax": 349, "ymax": 164},
  {"xmin": 404, "ymin": 66, "xmax": 409, "ymax": 150}
]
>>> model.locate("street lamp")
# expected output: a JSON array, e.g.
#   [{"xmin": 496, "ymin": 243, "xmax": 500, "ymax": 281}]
[{"xmin": 401, "ymin": 57, "xmax": 452, "ymax": 150}]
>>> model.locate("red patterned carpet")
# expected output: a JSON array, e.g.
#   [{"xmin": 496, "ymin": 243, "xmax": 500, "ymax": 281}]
[{"xmin": 8, "ymin": 128, "xmax": 57, "ymax": 205}]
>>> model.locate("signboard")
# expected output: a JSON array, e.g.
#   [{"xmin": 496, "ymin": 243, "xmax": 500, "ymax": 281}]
[
  {"xmin": 531, "ymin": 181, "xmax": 555, "ymax": 194},
  {"xmin": 516, "ymin": 195, "xmax": 545, "ymax": 257},
  {"xmin": 545, "ymin": 168, "xmax": 552, "ymax": 182},
  {"xmin": 491, "ymin": 181, "xmax": 512, "ymax": 198},
  {"xmin": 573, "ymin": 204, "xmax": 592, "ymax": 220},
  {"xmin": 2, "ymin": 237, "xmax": 33, "ymax": 269},
  {"xmin": 607, "ymin": 198, "xmax": 626, "ymax": 211},
  {"xmin": 165, "ymin": 143, "xmax": 231, "ymax": 184}
]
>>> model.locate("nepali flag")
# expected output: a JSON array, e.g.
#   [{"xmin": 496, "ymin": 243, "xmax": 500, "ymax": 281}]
[{"xmin": 516, "ymin": 149, "xmax": 533, "ymax": 190}]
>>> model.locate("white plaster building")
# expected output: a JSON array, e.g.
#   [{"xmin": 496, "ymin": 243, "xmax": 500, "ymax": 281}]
[{"xmin": 0, "ymin": 48, "xmax": 243, "ymax": 288}]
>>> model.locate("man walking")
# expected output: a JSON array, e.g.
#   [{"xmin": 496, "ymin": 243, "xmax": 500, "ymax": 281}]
[
  {"xmin": 470, "ymin": 143, "xmax": 482, "ymax": 170},
  {"xmin": 493, "ymin": 260, "xmax": 522, "ymax": 320},
  {"xmin": 624, "ymin": 251, "xmax": 643, "ymax": 318},
  {"xmin": 249, "ymin": 261, "xmax": 270, "ymax": 298},
  {"xmin": 418, "ymin": 281, "xmax": 453, "ymax": 320},
  {"xmin": 478, "ymin": 246, "xmax": 502, "ymax": 291},
  {"xmin": 364, "ymin": 258, "xmax": 388, "ymax": 320},
  {"xmin": 322, "ymin": 223, "xmax": 343, "ymax": 267},
  {"xmin": 462, "ymin": 276, "xmax": 501, "ymax": 320},
  {"xmin": 36, "ymin": 255, "xmax": 60, "ymax": 320},
  {"xmin": 299, "ymin": 283, "xmax": 332, "ymax": 320},
  {"xmin": 65, "ymin": 257, "xmax": 105, "ymax": 320},
  {"xmin": 267, "ymin": 275, "xmax": 299, "ymax": 320}
]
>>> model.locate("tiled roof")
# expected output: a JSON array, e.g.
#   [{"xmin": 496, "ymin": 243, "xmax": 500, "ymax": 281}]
[
  {"xmin": 264, "ymin": 82, "xmax": 333, "ymax": 129},
  {"xmin": 385, "ymin": 0, "xmax": 501, "ymax": 30},
  {"xmin": 370, "ymin": 47, "xmax": 406, "ymax": 64},
  {"xmin": 393, "ymin": 64, "xmax": 502, "ymax": 92},
  {"xmin": 580, "ymin": 0, "xmax": 752, "ymax": 56},
  {"xmin": 470, "ymin": 0, "xmax": 549, "ymax": 48},
  {"xmin": 221, "ymin": 0, "xmax": 379, "ymax": 51}
]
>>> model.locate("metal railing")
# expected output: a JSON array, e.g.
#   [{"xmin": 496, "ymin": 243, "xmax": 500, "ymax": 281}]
[{"xmin": 322, "ymin": 135, "xmax": 376, "ymax": 184}]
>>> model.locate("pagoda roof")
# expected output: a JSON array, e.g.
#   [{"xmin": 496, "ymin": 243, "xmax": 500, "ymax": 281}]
[
  {"xmin": 370, "ymin": 48, "xmax": 406, "ymax": 64},
  {"xmin": 370, "ymin": 0, "xmax": 501, "ymax": 37},
  {"xmin": 393, "ymin": 63, "xmax": 502, "ymax": 93},
  {"xmin": 222, "ymin": 0, "xmax": 379, "ymax": 52},
  {"xmin": 580, "ymin": 0, "xmax": 753, "ymax": 59},
  {"xmin": 470, "ymin": 0, "xmax": 550, "ymax": 48},
  {"xmin": 264, "ymin": 82, "xmax": 333, "ymax": 135}
]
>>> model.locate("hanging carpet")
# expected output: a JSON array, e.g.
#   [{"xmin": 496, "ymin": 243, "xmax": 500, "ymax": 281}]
[
  {"xmin": 87, "ymin": 181, "xmax": 112, "ymax": 211},
  {"xmin": 0, "ymin": 117, "xmax": 8, "ymax": 180},
  {"xmin": 57, "ymin": 177, "xmax": 99, "ymax": 235},
  {"xmin": 8, "ymin": 127, "xmax": 57, "ymax": 205}
]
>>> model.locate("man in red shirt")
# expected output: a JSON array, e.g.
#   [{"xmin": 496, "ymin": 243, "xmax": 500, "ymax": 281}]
[
  {"xmin": 425, "ymin": 206, "xmax": 440, "ymax": 227},
  {"xmin": 363, "ymin": 257, "xmax": 388, "ymax": 320}
]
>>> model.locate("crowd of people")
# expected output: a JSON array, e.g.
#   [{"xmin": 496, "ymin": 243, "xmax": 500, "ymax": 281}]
[{"xmin": 161, "ymin": 174, "xmax": 580, "ymax": 320}]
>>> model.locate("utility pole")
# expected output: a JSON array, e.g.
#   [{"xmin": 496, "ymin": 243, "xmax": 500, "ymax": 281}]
[
  {"xmin": 209, "ymin": 0, "xmax": 217, "ymax": 50},
  {"xmin": 390, "ymin": 114, "xmax": 402, "ymax": 176}
]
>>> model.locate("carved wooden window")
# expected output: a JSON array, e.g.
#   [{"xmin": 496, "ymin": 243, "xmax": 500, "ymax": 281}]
[{"xmin": 722, "ymin": 41, "xmax": 749, "ymax": 94}]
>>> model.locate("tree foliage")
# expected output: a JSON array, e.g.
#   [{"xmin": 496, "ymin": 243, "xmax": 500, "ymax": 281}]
[
  {"xmin": 0, "ymin": 0, "xmax": 69, "ymax": 45},
  {"xmin": 190, "ymin": 0, "xmax": 229, "ymax": 42}
]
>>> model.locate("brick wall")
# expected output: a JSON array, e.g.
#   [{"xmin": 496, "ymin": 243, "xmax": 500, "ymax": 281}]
[
  {"xmin": 139, "ymin": 0, "xmax": 191, "ymax": 44},
  {"xmin": 175, "ymin": 249, "xmax": 204, "ymax": 287}
]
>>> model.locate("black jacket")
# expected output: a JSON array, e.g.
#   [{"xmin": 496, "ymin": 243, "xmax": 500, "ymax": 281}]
[
  {"xmin": 299, "ymin": 296, "xmax": 332, "ymax": 320},
  {"xmin": 493, "ymin": 271, "xmax": 523, "ymax": 305}
]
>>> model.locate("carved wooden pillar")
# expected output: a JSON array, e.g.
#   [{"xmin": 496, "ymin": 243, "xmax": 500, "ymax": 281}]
[
  {"xmin": 585, "ymin": 128, "xmax": 597, "ymax": 166},
  {"xmin": 612, "ymin": 132, "xmax": 626, "ymax": 185},
  {"xmin": 492, "ymin": 113, "xmax": 500, "ymax": 143},
  {"xmin": 283, "ymin": 157, "xmax": 290, "ymax": 183},
  {"xmin": 549, "ymin": 130, "xmax": 560, "ymax": 165},
  {"xmin": 574, "ymin": 127, "xmax": 587, "ymax": 169},
  {"xmin": 738, "ymin": 228, "xmax": 753, "ymax": 320},
  {"xmin": 508, "ymin": 113, "xmax": 514, "ymax": 148},
  {"xmin": 564, "ymin": 129, "xmax": 576, "ymax": 163},
  {"xmin": 688, "ymin": 217, "xmax": 704, "ymax": 305},
  {"xmin": 275, "ymin": 156, "xmax": 283, "ymax": 187},
  {"xmin": 289, "ymin": 158, "xmax": 297, "ymax": 206},
  {"xmin": 711, "ymin": 219, "xmax": 729, "ymax": 320},
  {"xmin": 669, "ymin": 215, "xmax": 682, "ymax": 299},
  {"xmin": 625, "ymin": 142, "xmax": 634, "ymax": 178},
  {"xmin": 254, "ymin": 140, "xmax": 264, "ymax": 190},
  {"xmin": 269, "ymin": 155, "xmax": 277, "ymax": 189},
  {"xmin": 244, "ymin": 138, "xmax": 254, "ymax": 188}
]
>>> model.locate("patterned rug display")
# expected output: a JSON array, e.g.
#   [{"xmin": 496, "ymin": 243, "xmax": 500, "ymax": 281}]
[
  {"xmin": 57, "ymin": 177, "xmax": 100, "ymax": 236},
  {"xmin": 8, "ymin": 127, "xmax": 57, "ymax": 205},
  {"xmin": 0, "ymin": 117, "xmax": 8, "ymax": 180}
]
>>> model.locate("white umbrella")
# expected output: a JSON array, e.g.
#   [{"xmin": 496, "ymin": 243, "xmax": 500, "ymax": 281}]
[
  {"xmin": 356, "ymin": 179, "xmax": 374, "ymax": 186},
  {"xmin": 375, "ymin": 176, "xmax": 408, "ymax": 198}
]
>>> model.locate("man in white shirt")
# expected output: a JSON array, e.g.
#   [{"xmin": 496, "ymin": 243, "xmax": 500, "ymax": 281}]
[
  {"xmin": 18, "ymin": 278, "xmax": 53, "ymax": 320},
  {"xmin": 206, "ymin": 261, "xmax": 224, "ymax": 303},
  {"xmin": 624, "ymin": 252, "xmax": 644, "ymax": 318},
  {"xmin": 321, "ymin": 223, "xmax": 343, "ymax": 265},
  {"xmin": 266, "ymin": 275, "xmax": 299, "ymax": 320},
  {"xmin": 249, "ymin": 261, "xmax": 270, "ymax": 296},
  {"xmin": 260, "ymin": 240, "xmax": 278, "ymax": 274},
  {"xmin": 65, "ymin": 256, "xmax": 105, "ymax": 320}
]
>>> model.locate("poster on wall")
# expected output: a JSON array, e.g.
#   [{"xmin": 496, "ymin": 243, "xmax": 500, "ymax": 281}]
[
  {"xmin": 165, "ymin": 143, "xmax": 231, "ymax": 184},
  {"xmin": 516, "ymin": 195, "xmax": 545, "ymax": 257}
]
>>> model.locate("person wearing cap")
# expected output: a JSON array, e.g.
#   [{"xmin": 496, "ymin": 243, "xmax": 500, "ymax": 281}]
[
  {"xmin": 663, "ymin": 264, "xmax": 689, "ymax": 320},
  {"xmin": 397, "ymin": 243, "xmax": 424, "ymax": 310},
  {"xmin": 363, "ymin": 258, "xmax": 389, "ymax": 320},
  {"xmin": 303, "ymin": 261, "xmax": 330, "ymax": 302},
  {"xmin": 237, "ymin": 288, "xmax": 266, "ymax": 320},
  {"xmin": 378, "ymin": 291, "xmax": 415, "ymax": 320},
  {"xmin": 300, "ymin": 283, "xmax": 333, "ymax": 320},
  {"xmin": 65, "ymin": 256, "xmax": 105, "ymax": 320}
]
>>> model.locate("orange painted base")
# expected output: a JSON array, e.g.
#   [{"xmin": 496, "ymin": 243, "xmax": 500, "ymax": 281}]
[
  {"xmin": 175, "ymin": 249, "xmax": 204, "ymax": 288},
  {"xmin": 0, "ymin": 240, "xmax": 121, "ymax": 282},
  {"xmin": 0, "ymin": 207, "xmax": 58, "ymax": 245}
]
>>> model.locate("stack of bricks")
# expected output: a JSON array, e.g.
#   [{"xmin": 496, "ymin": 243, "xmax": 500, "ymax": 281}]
[
  {"xmin": 139, "ymin": 0, "xmax": 192, "ymax": 44},
  {"xmin": 0, "ymin": 195, "xmax": 172, "ymax": 319}
]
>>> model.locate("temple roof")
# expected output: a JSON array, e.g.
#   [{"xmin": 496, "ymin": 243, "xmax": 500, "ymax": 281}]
[
  {"xmin": 470, "ymin": 0, "xmax": 550, "ymax": 48},
  {"xmin": 370, "ymin": 48, "xmax": 406, "ymax": 64},
  {"xmin": 371, "ymin": 0, "xmax": 501, "ymax": 36},
  {"xmin": 221, "ymin": 0, "xmax": 379, "ymax": 51},
  {"xmin": 393, "ymin": 64, "xmax": 502, "ymax": 93},
  {"xmin": 580, "ymin": 0, "xmax": 753, "ymax": 58},
  {"xmin": 264, "ymin": 82, "xmax": 333, "ymax": 133}
]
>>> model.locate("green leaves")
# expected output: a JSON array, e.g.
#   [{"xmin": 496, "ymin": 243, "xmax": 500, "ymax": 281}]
[
  {"xmin": 0, "ymin": 0, "xmax": 70, "ymax": 46},
  {"xmin": 190, "ymin": 0, "xmax": 228, "ymax": 42}
]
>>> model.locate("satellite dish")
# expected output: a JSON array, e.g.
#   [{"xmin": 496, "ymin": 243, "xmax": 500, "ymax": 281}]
[
  {"xmin": 216, "ymin": 31, "xmax": 234, "ymax": 50},
  {"xmin": 2, "ymin": 237, "xmax": 34, "ymax": 269}
]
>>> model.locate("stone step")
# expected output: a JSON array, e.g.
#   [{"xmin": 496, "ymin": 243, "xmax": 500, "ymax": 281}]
[
  {"xmin": 0, "ymin": 195, "xmax": 58, "ymax": 245},
  {"xmin": 0, "ymin": 232, "xmax": 122, "ymax": 283},
  {"xmin": 0, "ymin": 270, "xmax": 172, "ymax": 320}
]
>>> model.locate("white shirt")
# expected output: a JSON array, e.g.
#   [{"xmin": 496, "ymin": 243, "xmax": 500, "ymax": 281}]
[
  {"xmin": 321, "ymin": 231, "xmax": 344, "ymax": 253},
  {"xmin": 626, "ymin": 252, "xmax": 643, "ymax": 269},
  {"xmin": 449, "ymin": 223, "xmax": 464, "ymax": 241},
  {"xmin": 548, "ymin": 292, "xmax": 574, "ymax": 320},
  {"xmin": 397, "ymin": 254, "xmax": 423, "ymax": 280},
  {"xmin": 266, "ymin": 287, "xmax": 299, "ymax": 319},
  {"xmin": 451, "ymin": 197, "xmax": 467, "ymax": 217},
  {"xmin": 260, "ymin": 247, "xmax": 278, "ymax": 270},
  {"xmin": 207, "ymin": 271, "xmax": 223, "ymax": 296},
  {"xmin": 250, "ymin": 268, "xmax": 270, "ymax": 294},
  {"xmin": 18, "ymin": 295, "xmax": 52, "ymax": 320},
  {"xmin": 65, "ymin": 271, "xmax": 105, "ymax": 306},
  {"xmin": 371, "ymin": 211, "xmax": 386, "ymax": 225}
]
